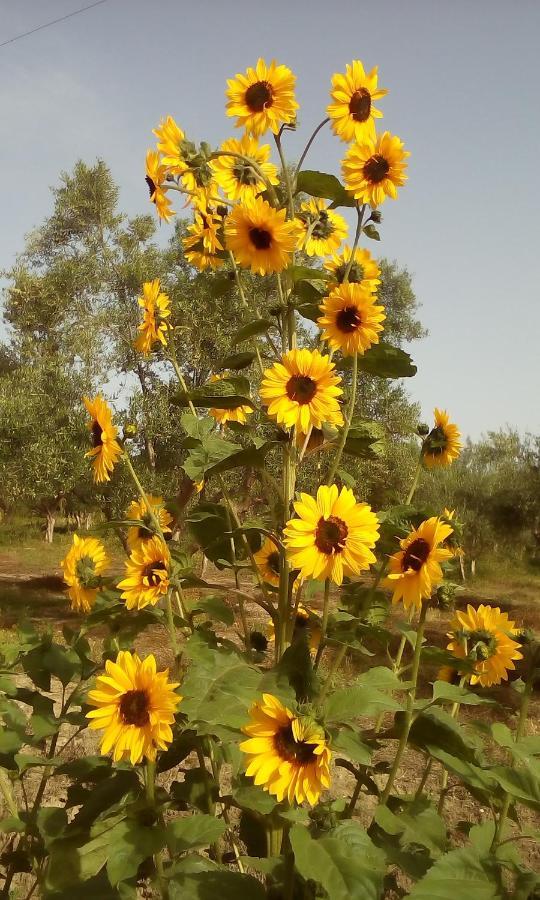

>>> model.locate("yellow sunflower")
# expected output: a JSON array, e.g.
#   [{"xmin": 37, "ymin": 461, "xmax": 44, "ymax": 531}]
[
  {"xmin": 342, "ymin": 132, "xmax": 409, "ymax": 208},
  {"xmin": 183, "ymin": 207, "xmax": 226, "ymax": 271},
  {"xmin": 117, "ymin": 536, "xmax": 171, "ymax": 610},
  {"xmin": 224, "ymin": 197, "xmax": 298, "ymax": 275},
  {"xmin": 284, "ymin": 484, "xmax": 379, "ymax": 585},
  {"xmin": 61, "ymin": 534, "xmax": 109, "ymax": 613},
  {"xmin": 295, "ymin": 199, "xmax": 348, "ymax": 257},
  {"xmin": 328, "ymin": 60, "xmax": 388, "ymax": 144},
  {"xmin": 318, "ymin": 283, "xmax": 386, "ymax": 356},
  {"xmin": 226, "ymin": 58, "xmax": 298, "ymax": 137},
  {"xmin": 210, "ymin": 135, "xmax": 279, "ymax": 203},
  {"xmin": 83, "ymin": 395, "xmax": 122, "ymax": 484},
  {"xmin": 240, "ymin": 693, "xmax": 331, "ymax": 805},
  {"xmin": 154, "ymin": 115, "xmax": 216, "ymax": 197},
  {"xmin": 254, "ymin": 536, "xmax": 282, "ymax": 586},
  {"xmin": 153, "ymin": 115, "xmax": 186, "ymax": 175},
  {"xmin": 145, "ymin": 150, "xmax": 175, "ymax": 222},
  {"xmin": 437, "ymin": 666, "xmax": 459, "ymax": 684},
  {"xmin": 422, "ymin": 409, "xmax": 462, "ymax": 469},
  {"xmin": 125, "ymin": 495, "xmax": 173, "ymax": 553},
  {"xmin": 267, "ymin": 605, "xmax": 322, "ymax": 653},
  {"xmin": 324, "ymin": 245, "xmax": 380, "ymax": 292},
  {"xmin": 208, "ymin": 372, "xmax": 254, "ymax": 426},
  {"xmin": 446, "ymin": 604, "xmax": 523, "ymax": 688},
  {"xmin": 86, "ymin": 650, "xmax": 181, "ymax": 765},
  {"xmin": 260, "ymin": 349, "xmax": 344, "ymax": 433},
  {"xmin": 133, "ymin": 279, "xmax": 171, "ymax": 356},
  {"xmin": 383, "ymin": 517, "xmax": 454, "ymax": 611}
]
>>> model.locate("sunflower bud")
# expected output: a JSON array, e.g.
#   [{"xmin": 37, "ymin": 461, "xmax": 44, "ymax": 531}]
[
  {"xmin": 417, "ymin": 423, "xmax": 430, "ymax": 437},
  {"xmin": 369, "ymin": 210, "xmax": 383, "ymax": 224}
]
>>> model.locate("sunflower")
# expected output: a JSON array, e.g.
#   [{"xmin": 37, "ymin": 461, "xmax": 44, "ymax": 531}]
[
  {"xmin": 324, "ymin": 245, "xmax": 380, "ymax": 292},
  {"xmin": 383, "ymin": 517, "xmax": 454, "ymax": 611},
  {"xmin": 145, "ymin": 150, "xmax": 175, "ymax": 222},
  {"xmin": 240, "ymin": 693, "xmax": 331, "ymax": 805},
  {"xmin": 327, "ymin": 60, "xmax": 387, "ymax": 144},
  {"xmin": 208, "ymin": 372, "xmax": 254, "ymax": 426},
  {"xmin": 260, "ymin": 349, "xmax": 343, "ymax": 434},
  {"xmin": 342, "ymin": 132, "xmax": 409, "ymax": 208},
  {"xmin": 284, "ymin": 484, "xmax": 379, "ymax": 585},
  {"xmin": 446, "ymin": 604, "xmax": 523, "ymax": 688},
  {"xmin": 211, "ymin": 135, "xmax": 279, "ymax": 203},
  {"xmin": 154, "ymin": 116, "xmax": 216, "ymax": 197},
  {"xmin": 437, "ymin": 666, "xmax": 460, "ymax": 685},
  {"xmin": 267, "ymin": 605, "xmax": 322, "ymax": 653},
  {"xmin": 117, "ymin": 536, "xmax": 171, "ymax": 610},
  {"xmin": 183, "ymin": 207, "xmax": 226, "ymax": 270},
  {"xmin": 226, "ymin": 58, "xmax": 298, "ymax": 137},
  {"xmin": 126, "ymin": 495, "xmax": 173, "ymax": 553},
  {"xmin": 318, "ymin": 283, "xmax": 386, "ymax": 356},
  {"xmin": 254, "ymin": 536, "xmax": 282, "ymax": 586},
  {"xmin": 83, "ymin": 395, "xmax": 122, "ymax": 484},
  {"xmin": 133, "ymin": 279, "xmax": 171, "ymax": 356},
  {"xmin": 86, "ymin": 650, "xmax": 181, "ymax": 765},
  {"xmin": 153, "ymin": 115, "xmax": 186, "ymax": 175},
  {"xmin": 61, "ymin": 534, "xmax": 109, "ymax": 613},
  {"xmin": 295, "ymin": 199, "xmax": 348, "ymax": 257},
  {"xmin": 224, "ymin": 197, "xmax": 298, "ymax": 275},
  {"xmin": 422, "ymin": 409, "xmax": 462, "ymax": 469}
]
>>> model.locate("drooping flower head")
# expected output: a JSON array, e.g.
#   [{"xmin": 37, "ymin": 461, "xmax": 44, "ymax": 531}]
[
  {"xmin": 145, "ymin": 150, "xmax": 175, "ymax": 222},
  {"xmin": 342, "ymin": 131, "xmax": 409, "ymax": 207},
  {"xmin": 254, "ymin": 536, "xmax": 282, "ymax": 586},
  {"xmin": 61, "ymin": 534, "xmax": 109, "ymax": 613},
  {"xmin": 210, "ymin": 135, "xmax": 279, "ymax": 203},
  {"xmin": 125, "ymin": 495, "xmax": 173, "ymax": 553},
  {"xmin": 154, "ymin": 116, "xmax": 216, "ymax": 197},
  {"xmin": 86, "ymin": 651, "xmax": 181, "ymax": 765},
  {"xmin": 240, "ymin": 693, "xmax": 331, "ymax": 805},
  {"xmin": 134, "ymin": 279, "xmax": 172, "ymax": 356},
  {"xmin": 422, "ymin": 409, "xmax": 462, "ymax": 468},
  {"xmin": 284, "ymin": 484, "xmax": 379, "ymax": 585},
  {"xmin": 324, "ymin": 245, "xmax": 380, "ymax": 293},
  {"xmin": 446, "ymin": 604, "xmax": 523, "ymax": 687},
  {"xmin": 260, "ymin": 349, "xmax": 344, "ymax": 433},
  {"xmin": 225, "ymin": 197, "xmax": 298, "ymax": 275},
  {"xmin": 384, "ymin": 517, "xmax": 453, "ymax": 610},
  {"xmin": 267, "ymin": 604, "xmax": 322, "ymax": 653},
  {"xmin": 226, "ymin": 59, "xmax": 298, "ymax": 137},
  {"xmin": 327, "ymin": 60, "xmax": 388, "ymax": 144},
  {"xmin": 183, "ymin": 206, "xmax": 226, "ymax": 270},
  {"xmin": 117, "ymin": 536, "xmax": 171, "ymax": 610},
  {"xmin": 318, "ymin": 283, "xmax": 386, "ymax": 356},
  {"xmin": 208, "ymin": 372, "xmax": 254, "ymax": 426},
  {"xmin": 295, "ymin": 198, "xmax": 348, "ymax": 257},
  {"xmin": 83, "ymin": 395, "xmax": 122, "ymax": 483}
]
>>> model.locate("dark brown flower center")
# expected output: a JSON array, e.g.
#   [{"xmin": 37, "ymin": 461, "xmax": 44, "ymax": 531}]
[
  {"xmin": 119, "ymin": 689, "xmax": 150, "ymax": 727},
  {"xmin": 401, "ymin": 538, "xmax": 431, "ymax": 572},
  {"xmin": 249, "ymin": 630, "xmax": 269, "ymax": 652},
  {"xmin": 286, "ymin": 375, "xmax": 317, "ymax": 404},
  {"xmin": 145, "ymin": 175, "xmax": 156, "ymax": 198},
  {"xmin": 91, "ymin": 421, "xmax": 103, "ymax": 448},
  {"xmin": 245, "ymin": 80, "xmax": 274, "ymax": 112},
  {"xmin": 363, "ymin": 154, "xmax": 390, "ymax": 184},
  {"xmin": 144, "ymin": 561, "xmax": 167, "ymax": 587},
  {"xmin": 267, "ymin": 551, "xmax": 280, "ymax": 575},
  {"xmin": 249, "ymin": 226, "xmax": 272, "ymax": 250},
  {"xmin": 335, "ymin": 306, "xmax": 362, "ymax": 333},
  {"xmin": 349, "ymin": 88, "xmax": 372, "ymax": 122},
  {"xmin": 315, "ymin": 516, "xmax": 348, "ymax": 555},
  {"xmin": 334, "ymin": 261, "xmax": 365, "ymax": 284},
  {"xmin": 274, "ymin": 723, "xmax": 316, "ymax": 764}
]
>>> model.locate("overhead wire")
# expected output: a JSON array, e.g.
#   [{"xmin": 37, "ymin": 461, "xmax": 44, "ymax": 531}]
[{"xmin": 0, "ymin": 0, "xmax": 110, "ymax": 49}]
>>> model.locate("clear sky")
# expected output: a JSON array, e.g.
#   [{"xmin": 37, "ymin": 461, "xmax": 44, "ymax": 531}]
[{"xmin": 1, "ymin": 0, "xmax": 539, "ymax": 439}]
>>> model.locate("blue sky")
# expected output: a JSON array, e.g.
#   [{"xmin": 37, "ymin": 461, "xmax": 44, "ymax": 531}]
[{"xmin": 1, "ymin": 0, "xmax": 539, "ymax": 439}]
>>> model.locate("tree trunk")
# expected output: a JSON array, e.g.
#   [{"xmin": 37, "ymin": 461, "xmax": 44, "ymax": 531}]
[
  {"xmin": 44, "ymin": 510, "xmax": 56, "ymax": 543},
  {"xmin": 470, "ymin": 558, "xmax": 476, "ymax": 577},
  {"xmin": 459, "ymin": 553, "xmax": 466, "ymax": 582},
  {"xmin": 136, "ymin": 363, "xmax": 156, "ymax": 470}
]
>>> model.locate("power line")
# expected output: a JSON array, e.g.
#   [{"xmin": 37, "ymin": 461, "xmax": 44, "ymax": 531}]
[{"xmin": 0, "ymin": 0, "xmax": 110, "ymax": 49}]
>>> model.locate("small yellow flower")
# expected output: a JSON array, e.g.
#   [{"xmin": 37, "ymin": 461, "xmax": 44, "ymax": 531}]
[
  {"xmin": 226, "ymin": 58, "xmax": 298, "ymax": 137},
  {"xmin": 83, "ymin": 395, "xmax": 122, "ymax": 484},
  {"xmin": 324, "ymin": 245, "xmax": 380, "ymax": 293},
  {"xmin": 86, "ymin": 650, "xmax": 181, "ymax": 765},
  {"xmin": 61, "ymin": 534, "xmax": 109, "ymax": 613},
  {"xmin": 117, "ymin": 536, "xmax": 171, "ymax": 610},
  {"xmin": 125, "ymin": 495, "xmax": 173, "ymax": 553},
  {"xmin": 328, "ymin": 60, "xmax": 388, "ymax": 144},
  {"xmin": 342, "ymin": 132, "xmax": 409, "ymax": 207},
  {"xmin": 446, "ymin": 604, "xmax": 523, "ymax": 687},
  {"xmin": 260, "ymin": 348, "xmax": 343, "ymax": 433},
  {"xmin": 225, "ymin": 197, "xmax": 298, "ymax": 275},
  {"xmin": 134, "ymin": 279, "xmax": 171, "ymax": 356},
  {"xmin": 422, "ymin": 409, "xmax": 462, "ymax": 468},
  {"xmin": 383, "ymin": 517, "xmax": 453, "ymax": 610},
  {"xmin": 295, "ymin": 199, "xmax": 348, "ymax": 257},
  {"xmin": 210, "ymin": 134, "xmax": 279, "ymax": 203},
  {"xmin": 318, "ymin": 283, "xmax": 385, "ymax": 356},
  {"xmin": 145, "ymin": 150, "xmax": 174, "ymax": 222},
  {"xmin": 208, "ymin": 372, "xmax": 253, "ymax": 427},
  {"xmin": 183, "ymin": 207, "xmax": 225, "ymax": 271}
]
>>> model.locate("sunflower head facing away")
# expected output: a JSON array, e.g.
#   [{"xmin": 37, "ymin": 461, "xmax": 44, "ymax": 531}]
[
  {"xmin": 383, "ymin": 516, "xmax": 454, "ymax": 611},
  {"xmin": 134, "ymin": 279, "xmax": 172, "ymax": 356},
  {"xmin": 260, "ymin": 348, "xmax": 344, "ymax": 434},
  {"xmin": 126, "ymin": 495, "xmax": 173, "ymax": 553},
  {"xmin": 117, "ymin": 536, "xmax": 171, "ymax": 610},
  {"xmin": 327, "ymin": 60, "xmax": 388, "ymax": 144},
  {"xmin": 183, "ymin": 206, "xmax": 226, "ymax": 271},
  {"xmin": 267, "ymin": 605, "xmax": 322, "ymax": 653},
  {"xmin": 86, "ymin": 650, "xmax": 181, "ymax": 765},
  {"xmin": 153, "ymin": 115, "xmax": 186, "ymax": 176},
  {"xmin": 342, "ymin": 131, "xmax": 409, "ymax": 207},
  {"xmin": 226, "ymin": 58, "xmax": 299, "ymax": 137},
  {"xmin": 224, "ymin": 197, "xmax": 298, "ymax": 275},
  {"xmin": 240, "ymin": 693, "xmax": 331, "ymax": 805},
  {"xmin": 324, "ymin": 245, "xmax": 381, "ymax": 293},
  {"xmin": 145, "ymin": 150, "xmax": 175, "ymax": 222},
  {"xmin": 83, "ymin": 395, "xmax": 123, "ymax": 483},
  {"xmin": 210, "ymin": 134, "xmax": 279, "ymax": 203},
  {"xmin": 254, "ymin": 536, "xmax": 282, "ymax": 587},
  {"xmin": 61, "ymin": 534, "xmax": 109, "ymax": 613},
  {"xmin": 318, "ymin": 283, "xmax": 386, "ymax": 356},
  {"xmin": 422, "ymin": 409, "xmax": 462, "ymax": 468},
  {"xmin": 446, "ymin": 604, "xmax": 523, "ymax": 687},
  {"xmin": 295, "ymin": 198, "xmax": 348, "ymax": 257},
  {"xmin": 284, "ymin": 484, "xmax": 379, "ymax": 585},
  {"xmin": 208, "ymin": 372, "xmax": 254, "ymax": 426}
]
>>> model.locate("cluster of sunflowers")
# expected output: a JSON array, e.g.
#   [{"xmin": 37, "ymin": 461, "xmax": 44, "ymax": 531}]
[{"xmin": 59, "ymin": 57, "xmax": 527, "ymax": 818}]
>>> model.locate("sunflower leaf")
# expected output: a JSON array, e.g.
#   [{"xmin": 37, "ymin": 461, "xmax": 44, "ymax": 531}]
[
  {"xmin": 356, "ymin": 342, "xmax": 417, "ymax": 378},
  {"xmin": 232, "ymin": 318, "xmax": 275, "ymax": 345},
  {"xmin": 296, "ymin": 170, "xmax": 356, "ymax": 208}
]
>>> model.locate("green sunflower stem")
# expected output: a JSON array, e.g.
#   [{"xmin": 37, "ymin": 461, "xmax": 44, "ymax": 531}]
[
  {"xmin": 378, "ymin": 602, "xmax": 428, "ymax": 807},
  {"xmin": 266, "ymin": 817, "xmax": 284, "ymax": 857},
  {"xmin": 123, "ymin": 451, "xmax": 163, "ymax": 537},
  {"xmin": 165, "ymin": 592, "xmax": 180, "ymax": 666},
  {"xmin": 294, "ymin": 117, "xmax": 330, "ymax": 180},
  {"xmin": 314, "ymin": 579, "xmax": 331, "ymax": 671},
  {"xmin": 145, "ymin": 761, "xmax": 168, "ymax": 897},
  {"xmin": 168, "ymin": 348, "xmax": 198, "ymax": 417},
  {"xmin": 326, "ymin": 351, "xmax": 358, "ymax": 485},
  {"xmin": 274, "ymin": 131, "xmax": 295, "ymax": 219},
  {"xmin": 342, "ymin": 204, "xmax": 366, "ymax": 283},
  {"xmin": 405, "ymin": 453, "xmax": 423, "ymax": 505},
  {"xmin": 319, "ymin": 643, "xmax": 347, "ymax": 702}
]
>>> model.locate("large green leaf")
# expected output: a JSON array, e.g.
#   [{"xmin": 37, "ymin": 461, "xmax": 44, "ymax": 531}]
[
  {"xmin": 173, "ymin": 375, "xmax": 255, "ymax": 410},
  {"xmin": 166, "ymin": 814, "xmax": 226, "ymax": 854},
  {"xmin": 325, "ymin": 667, "xmax": 402, "ymax": 725},
  {"xmin": 373, "ymin": 797, "xmax": 447, "ymax": 857},
  {"xmin": 407, "ymin": 846, "xmax": 501, "ymax": 899},
  {"xmin": 342, "ymin": 418, "xmax": 385, "ymax": 460},
  {"xmin": 232, "ymin": 318, "xmax": 275, "ymax": 345},
  {"xmin": 357, "ymin": 342, "xmax": 417, "ymax": 378},
  {"xmin": 296, "ymin": 170, "xmax": 355, "ymax": 207},
  {"xmin": 168, "ymin": 867, "xmax": 266, "ymax": 900},
  {"xmin": 218, "ymin": 351, "xmax": 257, "ymax": 371}
]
